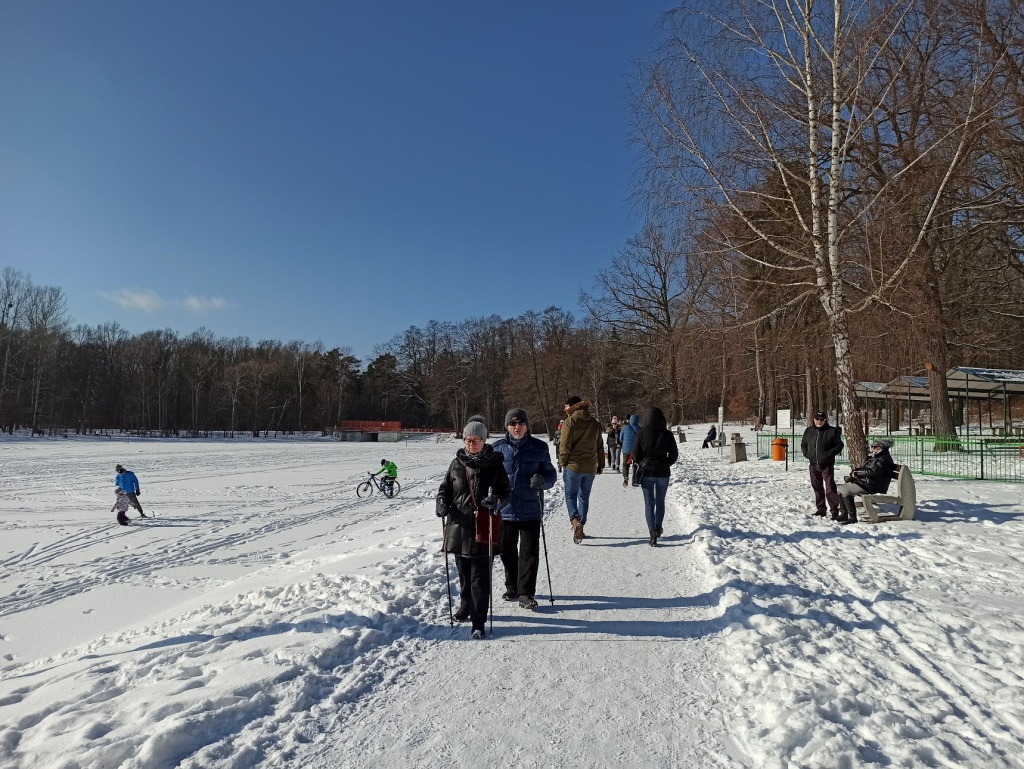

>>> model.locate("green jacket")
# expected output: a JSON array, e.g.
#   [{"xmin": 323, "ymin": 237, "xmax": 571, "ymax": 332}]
[
  {"xmin": 558, "ymin": 401, "xmax": 605, "ymax": 474},
  {"xmin": 378, "ymin": 461, "xmax": 397, "ymax": 479}
]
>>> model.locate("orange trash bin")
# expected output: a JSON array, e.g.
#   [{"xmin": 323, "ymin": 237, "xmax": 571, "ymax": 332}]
[{"xmin": 771, "ymin": 437, "xmax": 788, "ymax": 461}]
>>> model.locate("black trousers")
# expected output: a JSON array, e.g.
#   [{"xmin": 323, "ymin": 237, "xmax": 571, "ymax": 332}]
[
  {"xmin": 499, "ymin": 520, "xmax": 541, "ymax": 599},
  {"xmin": 455, "ymin": 554, "xmax": 492, "ymax": 632},
  {"xmin": 809, "ymin": 464, "xmax": 840, "ymax": 513},
  {"xmin": 126, "ymin": 492, "xmax": 144, "ymax": 514}
]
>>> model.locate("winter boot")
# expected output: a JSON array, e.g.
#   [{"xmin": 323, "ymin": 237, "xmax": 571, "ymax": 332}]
[
  {"xmin": 454, "ymin": 605, "xmax": 470, "ymax": 622},
  {"xmin": 649, "ymin": 530, "xmax": 657, "ymax": 547},
  {"xmin": 502, "ymin": 587, "xmax": 517, "ymax": 602},
  {"xmin": 813, "ymin": 510, "xmax": 827, "ymax": 517},
  {"xmin": 471, "ymin": 628, "xmax": 485, "ymax": 640},
  {"xmin": 572, "ymin": 518, "xmax": 583, "ymax": 544},
  {"xmin": 519, "ymin": 595, "xmax": 538, "ymax": 610}
]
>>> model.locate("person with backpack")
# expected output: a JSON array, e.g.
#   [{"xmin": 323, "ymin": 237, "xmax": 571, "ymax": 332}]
[
  {"xmin": 492, "ymin": 408, "xmax": 557, "ymax": 610},
  {"xmin": 558, "ymin": 396, "xmax": 604, "ymax": 544},
  {"xmin": 115, "ymin": 464, "xmax": 147, "ymax": 518},
  {"xmin": 619, "ymin": 414, "xmax": 641, "ymax": 487},
  {"xmin": 630, "ymin": 406, "xmax": 679, "ymax": 546},
  {"xmin": 800, "ymin": 411, "xmax": 845, "ymax": 519},
  {"xmin": 436, "ymin": 417, "xmax": 511, "ymax": 639}
]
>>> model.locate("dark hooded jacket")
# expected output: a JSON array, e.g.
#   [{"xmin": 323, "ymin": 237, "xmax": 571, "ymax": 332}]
[
  {"xmin": 492, "ymin": 431, "xmax": 557, "ymax": 522},
  {"xmin": 631, "ymin": 407, "xmax": 679, "ymax": 478},
  {"xmin": 436, "ymin": 445, "xmax": 512, "ymax": 556},
  {"xmin": 850, "ymin": 446, "xmax": 896, "ymax": 494},
  {"xmin": 800, "ymin": 421, "xmax": 844, "ymax": 467}
]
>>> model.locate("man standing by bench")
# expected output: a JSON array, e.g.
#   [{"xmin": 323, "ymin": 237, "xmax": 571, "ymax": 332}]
[
  {"xmin": 835, "ymin": 438, "xmax": 896, "ymax": 525},
  {"xmin": 801, "ymin": 411, "xmax": 845, "ymax": 519}
]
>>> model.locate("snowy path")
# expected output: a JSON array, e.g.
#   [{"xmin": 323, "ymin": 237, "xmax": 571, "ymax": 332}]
[
  {"xmin": 1, "ymin": 435, "xmax": 1023, "ymax": 768},
  {"xmin": 301, "ymin": 472, "xmax": 732, "ymax": 769}
]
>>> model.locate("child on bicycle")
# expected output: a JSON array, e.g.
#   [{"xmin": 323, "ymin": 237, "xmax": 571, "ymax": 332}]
[{"xmin": 373, "ymin": 459, "xmax": 398, "ymax": 493}]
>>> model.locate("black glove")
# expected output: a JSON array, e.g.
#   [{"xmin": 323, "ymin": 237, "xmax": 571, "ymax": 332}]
[
  {"xmin": 435, "ymin": 499, "xmax": 450, "ymax": 518},
  {"xmin": 480, "ymin": 495, "xmax": 498, "ymax": 510},
  {"xmin": 135, "ymin": 491, "xmax": 141, "ymax": 496},
  {"xmin": 596, "ymin": 468, "xmax": 603, "ymax": 475},
  {"xmin": 843, "ymin": 476, "xmax": 853, "ymax": 484},
  {"xmin": 529, "ymin": 474, "xmax": 545, "ymax": 491}
]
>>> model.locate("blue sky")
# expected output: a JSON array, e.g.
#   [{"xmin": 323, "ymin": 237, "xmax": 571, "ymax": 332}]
[{"xmin": 0, "ymin": 2, "xmax": 672, "ymax": 360}]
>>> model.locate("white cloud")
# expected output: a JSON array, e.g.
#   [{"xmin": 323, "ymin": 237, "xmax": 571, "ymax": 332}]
[
  {"xmin": 182, "ymin": 295, "xmax": 228, "ymax": 313},
  {"xmin": 100, "ymin": 288, "xmax": 166, "ymax": 312}
]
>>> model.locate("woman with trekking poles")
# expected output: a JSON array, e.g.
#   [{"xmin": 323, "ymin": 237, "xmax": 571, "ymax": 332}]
[
  {"xmin": 436, "ymin": 416, "xmax": 511, "ymax": 639},
  {"xmin": 492, "ymin": 408, "xmax": 557, "ymax": 611}
]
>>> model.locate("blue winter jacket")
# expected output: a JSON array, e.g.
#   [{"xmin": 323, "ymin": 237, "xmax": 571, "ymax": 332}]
[
  {"xmin": 619, "ymin": 415, "xmax": 641, "ymax": 458},
  {"xmin": 492, "ymin": 432, "xmax": 557, "ymax": 522},
  {"xmin": 115, "ymin": 470, "xmax": 140, "ymax": 494}
]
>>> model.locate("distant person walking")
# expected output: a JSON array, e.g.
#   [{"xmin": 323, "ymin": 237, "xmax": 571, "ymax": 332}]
[
  {"xmin": 701, "ymin": 425, "xmax": 718, "ymax": 449},
  {"xmin": 493, "ymin": 408, "xmax": 557, "ymax": 610},
  {"xmin": 619, "ymin": 414, "xmax": 640, "ymax": 487},
  {"xmin": 558, "ymin": 396, "xmax": 604, "ymax": 544},
  {"xmin": 631, "ymin": 406, "xmax": 679, "ymax": 546},
  {"xmin": 606, "ymin": 417, "xmax": 622, "ymax": 471},
  {"xmin": 436, "ymin": 417, "xmax": 511, "ymax": 639},
  {"xmin": 800, "ymin": 411, "xmax": 845, "ymax": 519},
  {"xmin": 115, "ymin": 464, "xmax": 147, "ymax": 518}
]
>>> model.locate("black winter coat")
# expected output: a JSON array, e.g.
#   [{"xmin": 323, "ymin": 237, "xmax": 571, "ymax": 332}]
[
  {"xmin": 436, "ymin": 445, "xmax": 511, "ymax": 556},
  {"xmin": 801, "ymin": 423, "xmax": 844, "ymax": 467},
  {"xmin": 851, "ymin": 448, "xmax": 896, "ymax": 494},
  {"xmin": 631, "ymin": 407, "xmax": 679, "ymax": 478}
]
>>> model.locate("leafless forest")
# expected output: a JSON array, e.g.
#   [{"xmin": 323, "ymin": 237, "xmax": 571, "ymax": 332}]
[{"xmin": 3, "ymin": 2, "xmax": 1023, "ymax": 457}]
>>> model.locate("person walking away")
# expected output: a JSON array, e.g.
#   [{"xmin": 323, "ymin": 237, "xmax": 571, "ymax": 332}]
[
  {"xmin": 835, "ymin": 438, "xmax": 896, "ymax": 525},
  {"xmin": 606, "ymin": 417, "xmax": 622, "ymax": 471},
  {"xmin": 493, "ymin": 408, "xmax": 557, "ymax": 610},
  {"xmin": 115, "ymin": 464, "xmax": 147, "ymax": 518},
  {"xmin": 631, "ymin": 406, "xmax": 679, "ymax": 546},
  {"xmin": 619, "ymin": 414, "xmax": 641, "ymax": 487},
  {"xmin": 558, "ymin": 396, "xmax": 604, "ymax": 544},
  {"xmin": 552, "ymin": 420, "xmax": 563, "ymax": 470},
  {"xmin": 701, "ymin": 425, "xmax": 718, "ymax": 449},
  {"xmin": 436, "ymin": 418, "xmax": 511, "ymax": 638},
  {"xmin": 111, "ymin": 487, "xmax": 132, "ymax": 526},
  {"xmin": 800, "ymin": 411, "xmax": 845, "ymax": 519},
  {"xmin": 373, "ymin": 458, "xmax": 398, "ymax": 493}
]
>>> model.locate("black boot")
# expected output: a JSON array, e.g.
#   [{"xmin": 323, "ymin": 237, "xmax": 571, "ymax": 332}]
[
  {"xmin": 649, "ymin": 530, "xmax": 657, "ymax": 547},
  {"xmin": 838, "ymin": 496, "xmax": 858, "ymax": 525}
]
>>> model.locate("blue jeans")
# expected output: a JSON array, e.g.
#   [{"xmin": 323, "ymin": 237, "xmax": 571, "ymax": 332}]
[
  {"xmin": 640, "ymin": 476, "xmax": 670, "ymax": 532},
  {"xmin": 563, "ymin": 469, "xmax": 596, "ymax": 524}
]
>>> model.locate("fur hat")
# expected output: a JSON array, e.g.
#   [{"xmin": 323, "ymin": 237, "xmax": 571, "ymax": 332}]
[
  {"xmin": 504, "ymin": 408, "xmax": 528, "ymax": 427},
  {"xmin": 463, "ymin": 420, "xmax": 488, "ymax": 440}
]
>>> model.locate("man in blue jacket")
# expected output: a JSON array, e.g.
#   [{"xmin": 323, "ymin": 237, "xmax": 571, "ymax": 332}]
[
  {"xmin": 493, "ymin": 408, "xmax": 557, "ymax": 610},
  {"xmin": 115, "ymin": 464, "xmax": 147, "ymax": 518},
  {"xmin": 619, "ymin": 414, "xmax": 641, "ymax": 487}
]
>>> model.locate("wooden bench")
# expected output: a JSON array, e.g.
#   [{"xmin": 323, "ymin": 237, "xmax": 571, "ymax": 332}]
[{"xmin": 856, "ymin": 464, "xmax": 916, "ymax": 523}]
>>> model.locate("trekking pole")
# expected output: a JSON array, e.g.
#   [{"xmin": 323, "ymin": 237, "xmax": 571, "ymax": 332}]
[
  {"xmin": 442, "ymin": 516, "xmax": 453, "ymax": 626},
  {"xmin": 488, "ymin": 512, "xmax": 495, "ymax": 637},
  {"xmin": 537, "ymin": 489, "xmax": 554, "ymax": 605}
]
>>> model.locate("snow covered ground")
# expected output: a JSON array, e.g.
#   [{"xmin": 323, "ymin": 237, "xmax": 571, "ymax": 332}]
[{"xmin": 1, "ymin": 430, "xmax": 1022, "ymax": 768}]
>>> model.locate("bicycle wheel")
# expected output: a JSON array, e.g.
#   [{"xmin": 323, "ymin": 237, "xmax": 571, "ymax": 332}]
[
  {"xmin": 385, "ymin": 481, "xmax": 400, "ymax": 498},
  {"xmin": 356, "ymin": 481, "xmax": 374, "ymax": 498}
]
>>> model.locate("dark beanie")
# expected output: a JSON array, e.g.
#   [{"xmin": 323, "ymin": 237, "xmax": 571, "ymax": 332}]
[
  {"xmin": 565, "ymin": 395, "xmax": 582, "ymax": 407},
  {"xmin": 504, "ymin": 408, "xmax": 528, "ymax": 426}
]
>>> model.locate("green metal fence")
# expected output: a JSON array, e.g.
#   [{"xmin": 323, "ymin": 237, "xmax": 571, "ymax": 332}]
[{"xmin": 755, "ymin": 433, "xmax": 1024, "ymax": 482}]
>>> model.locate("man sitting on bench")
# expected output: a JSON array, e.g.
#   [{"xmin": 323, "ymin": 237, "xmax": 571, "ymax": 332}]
[{"xmin": 835, "ymin": 438, "xmax": 895, "ymax": 526}]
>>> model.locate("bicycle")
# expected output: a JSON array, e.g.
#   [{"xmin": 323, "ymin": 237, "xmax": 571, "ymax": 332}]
[{"xmin": 356, "ymin": 472, "xmax": 401, "ymax": 499}]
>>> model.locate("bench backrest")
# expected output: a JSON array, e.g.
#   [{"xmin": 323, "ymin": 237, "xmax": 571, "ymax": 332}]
[{"xmin": 895, "ymin": 464, "xmax": 916, "ymax": 512}]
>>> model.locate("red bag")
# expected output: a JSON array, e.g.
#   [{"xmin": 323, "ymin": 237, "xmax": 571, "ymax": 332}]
[
  {"xmin": 466, "ymin": 467, "xmax": 501, "ymax": 546},
  {"xmin": 474, "ymin": 507, "xmax": 501, "ymax": 545}
]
